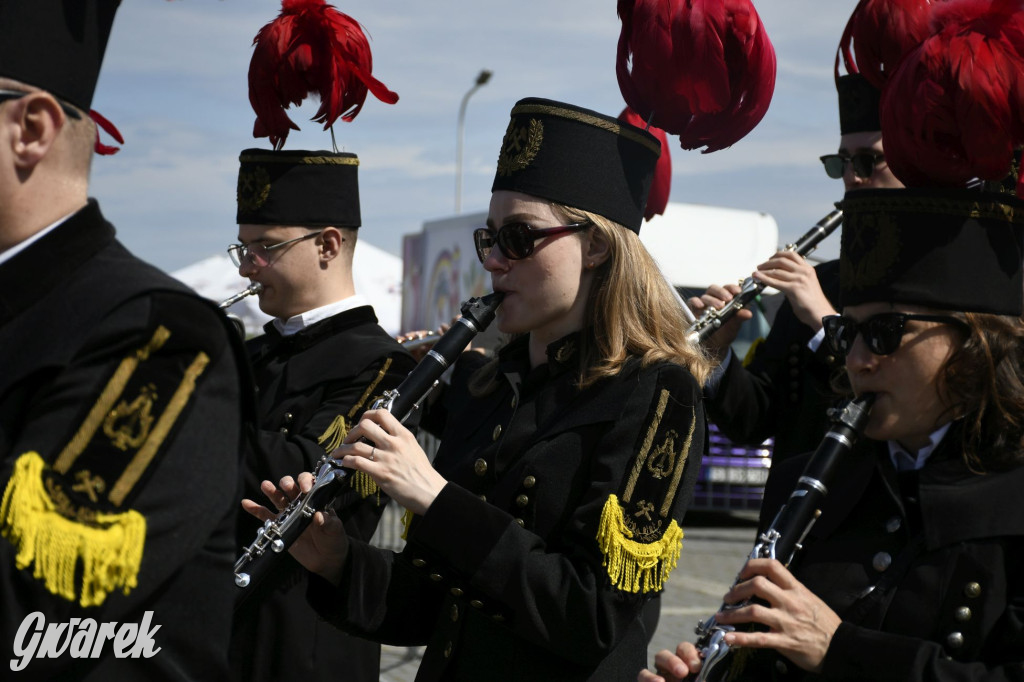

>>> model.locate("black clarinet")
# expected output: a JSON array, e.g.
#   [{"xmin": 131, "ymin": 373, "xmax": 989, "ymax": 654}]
[
  {"xmin": 686, "ymin": 207, "xmax": 843, "ymax": 344},
  {"xmin": 233, "ymin": 292, "xmax": 504, "ymax": 590},
  {"xmin": 692, "ymin": 393, "xmax": 875, "ymax": 682}
]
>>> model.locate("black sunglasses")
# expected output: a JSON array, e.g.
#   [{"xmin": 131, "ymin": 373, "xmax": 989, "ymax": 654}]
[
  {"xmin": 473, "ymin": 221, "xmax": 590, "ymax": 263},
  {"xmin": 823, "ymin": 312, "xmax": 968, "ymax": 358},
  {"xmin": 0, "ymin": 89, "xmax": 83, "ymax": 121},
  {"xmin": 819, "ymin": 151, "xmax": 886, "ymax": 180}
]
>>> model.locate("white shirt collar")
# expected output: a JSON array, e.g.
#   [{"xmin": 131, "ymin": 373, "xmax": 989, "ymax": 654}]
[
  {"xmin": 887, "ymin": 421, "xmax": 953, "ymax": 472},
  {"xmin": 0, "ymin": 210, "xmax": 78, "ymax": 267},
  {"xmin": 272, "ymin": 294, "xmax": 368, "ymax": 336}
]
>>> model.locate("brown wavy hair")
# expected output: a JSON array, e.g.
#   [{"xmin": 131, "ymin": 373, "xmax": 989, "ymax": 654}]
[
  {"xmin": 470, "ymin": 203, "xmax": 712, "ymax": 394},
  {"xmin": 938, "ymin": 312, "xmax": 1024, "ymax": 472}
]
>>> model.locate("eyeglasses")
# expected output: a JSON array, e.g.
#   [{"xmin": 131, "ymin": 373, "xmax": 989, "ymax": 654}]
[
  {"xmin": 473, "ymin": 222, "xmax": 590, "ymax": 263},
  {"xmin": 0, "ymin": 89, "xmax": 83, "ymax": 120},
  {"xmin": 228, "ymin": 230, "xmax": 323, "ymax": 267},
  {"xmin": 823, "ymin": 312, "xmax": 968, "ymax": 358},
  {"xmin": 819, "ymin": 151, "xmax": 886, "ymax": 180}
]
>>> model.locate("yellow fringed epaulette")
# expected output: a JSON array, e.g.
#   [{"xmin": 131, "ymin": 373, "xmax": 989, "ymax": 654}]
[
  {"xmin": 596, "ymin": 494, "xmax": 682, "ymax": 593},
  {"xmin": 0, "ymin": 452, "xmax": 146, "ymax": 607},
  {"xmin": 317, "ymin": 414, "xmax": 350, "ymax": 453},
  {"xmin": 349, "ymin": 470, "xmax": 380, "ymax": 501},
  {"xmin": 317, "ymin": 416, "xmax": 382, "ymax": 501}
]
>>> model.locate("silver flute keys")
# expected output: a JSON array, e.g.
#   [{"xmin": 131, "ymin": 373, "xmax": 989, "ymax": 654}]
[{"xmin": 686, "ymin": 207, "xmax": 843, "ymax": 345}]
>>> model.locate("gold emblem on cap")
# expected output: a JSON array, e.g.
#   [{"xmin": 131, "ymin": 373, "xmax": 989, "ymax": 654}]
[
  {"xmin": 497, "ymin": 118, "xmax": 543, "ymax": 177},
  {"xmin": 237, "ymin": 165, "xmax": 272, "ymax": 213},
  {"xmin": 840, "ymin": 210, "xmax": 901, "ymax": 289}
]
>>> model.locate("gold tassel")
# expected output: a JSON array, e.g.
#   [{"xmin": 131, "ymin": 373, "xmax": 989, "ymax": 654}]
[
  {"xmin": 349, "ymin": 470, "xmax": 380, "ymax": 499},
  {"xmin": 0, "ymin": 452, "xmax": 146, "ymax": 607},
  {"xmin": 399, "ymin": 507, "xmax": 414, "ymax": 540},
  {"xmin": 317, "ymin": 415, "xmax": 350, "ymax": 453},
  {"xmin": 596, "ymin": 494, "xmax": 683, "ymax": 594}
]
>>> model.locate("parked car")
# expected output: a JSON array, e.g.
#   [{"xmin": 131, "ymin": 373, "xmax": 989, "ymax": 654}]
[{"xmin": 683, "ymin": 290, "xmax": 776, "ymax": 513}]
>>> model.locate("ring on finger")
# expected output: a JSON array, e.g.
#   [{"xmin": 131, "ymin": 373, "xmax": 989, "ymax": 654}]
[{"xmin": 370, "ymin": 446, "xmax": 376, "ymax": 462}]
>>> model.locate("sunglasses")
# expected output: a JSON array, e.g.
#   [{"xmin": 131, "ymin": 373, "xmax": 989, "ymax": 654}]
[
  {"xmin": 819, "ymin": 151, "xmax": 886, "ymax": 180},
  {"xmin": 823, "ymin": 312, "xmax": 968, "ymax": 358},
  {"xmin": 473, "ymin": 221, "xmax": 590, "ymax": 263},
  {"xmin": 0, "ymin": 89, "xmax": 83, "ymax": 120},
  {"xmin": 227, "ymin": 230, "xmax": 323, "ymax": 268}
]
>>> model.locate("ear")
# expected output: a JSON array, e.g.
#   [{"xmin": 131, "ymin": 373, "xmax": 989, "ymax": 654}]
[
  {"xmin": 583, "ymin": 227, "xmax": 611, "ymax": 269},
  {"xmin": 6, "ymin": 93, "xmax": 65, "ymax": 170},
  {"xmin": 318, "ymin": 227, "xmax": 344, "ymax": 262}
]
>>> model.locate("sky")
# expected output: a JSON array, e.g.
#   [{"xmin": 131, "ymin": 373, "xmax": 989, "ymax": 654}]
[{"xmin": 89, "ymin": 0, "xmax": 862, "ymax": 275}]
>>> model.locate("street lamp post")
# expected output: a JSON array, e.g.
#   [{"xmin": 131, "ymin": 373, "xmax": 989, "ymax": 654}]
[{"xmin": 455, "ymin": 69, "xmax": 492, "ymax": 214}]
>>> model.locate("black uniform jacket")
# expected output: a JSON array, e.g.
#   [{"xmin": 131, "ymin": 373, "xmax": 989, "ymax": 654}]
[
  {"xmin": 230, "ymin": 306, "xmax": 416, "ymax": 682},
  {"xmin": 0, "ymin": 200, "xmax": 249, "ymax": 680},
  {"xmin": 707, "ymin": 260, "xmax": 843, "ymax": 462},
  {"xmin": 746, "ymin": 428, "xmax": 1024, "ymax": 681},
  {"xmin": 310, "ymin": 332, "xmax": 709, "ymax": 681}
]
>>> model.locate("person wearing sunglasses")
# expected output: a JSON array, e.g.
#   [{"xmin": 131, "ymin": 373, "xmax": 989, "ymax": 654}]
[
  {"xmin": 645, "ymin": 184, "xmax": 1024, "ymax": 682},
  {"xmin": 642, "ymin": 6, "xmax": 1024, "ymax": 676},
  {"xmin": 244, "ymin": 98, "xmax": 713, "ymax": 681},
  {"xmin": 227, "ymin": 144, "xmax": 419, "ymax": 682},
  {"xmin": 688, "ymin": 32, "xmax": 914, "ymax": 482},
  {"xmin": 0, "ymin": 2, "xmax": 254, "ymax": 679}
]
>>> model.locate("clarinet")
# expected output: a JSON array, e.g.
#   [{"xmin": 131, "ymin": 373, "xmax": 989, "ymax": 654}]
[
  {"xmin": 686, "ymin": 208, "xmax": 844, "ymax": 345},
  {"xmin": 691, "ymin": 393, "xmax": 875, "ymax": 682},
  {"xmin": 233, "ymin": 291, "xmax": 504, "ymax": 590}
]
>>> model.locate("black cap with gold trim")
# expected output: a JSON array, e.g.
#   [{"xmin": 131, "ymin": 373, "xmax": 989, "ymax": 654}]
[
  {"xmin": 0, "ymin": 0, "xmax": 120, "ymax": 111},
  {"xmin": 491, "ymin": 98, "xmax": 661, "ymax": 234},
  {"xmin": 236, "ymin": 149, "xmax": 361, "ymax": 228},
  {"xmin": 839, "ymin": 188, "xmax": 1024, "ymax": 315},
  {"xmin": 837, "ymin": 74, "xmax": 881, "ymax": 136}
]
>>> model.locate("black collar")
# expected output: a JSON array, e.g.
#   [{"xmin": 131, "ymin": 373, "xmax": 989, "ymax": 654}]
[{"xmin": 0, "ymin": 200, "xmax": 114, "ymax": 326}]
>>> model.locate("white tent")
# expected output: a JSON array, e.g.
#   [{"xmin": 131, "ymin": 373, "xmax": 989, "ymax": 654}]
[{"xmin": 171, "ymin": 240, "xmax": 404, "ymax": 337}]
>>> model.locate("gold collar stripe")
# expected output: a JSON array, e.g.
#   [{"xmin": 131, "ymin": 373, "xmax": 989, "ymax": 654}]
[
  {"xmin": 511, "ymin": 103, "xmax": 662, "ymax": 156},
  {"xmin": 108, "ymin": 351, "xmax": 210, "ymax": 506},
  {"xmin": 239, "ymin": 154, "xmax": 360, "ymax": 166},
  {"xmin": 54, "ymin": 326, "xmax": 172, "ymax": 475}
]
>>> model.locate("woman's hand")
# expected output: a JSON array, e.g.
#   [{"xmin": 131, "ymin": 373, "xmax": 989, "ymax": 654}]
[
  {"xmin": 752, "ymin": 252, "xmax": 836, "ymax": 332},
  {"xmin": 241, "ymin": 473, "xmax": 350, "ymax": 585},
  {"xmin": 638, "ymin": 641, "xmax": 704, "ymax": 681},
  {"xmin": 335, "ymin": 408, "xmax": 448, "ymax": 515},
  {"xmin": 713, "ymin": 558, "xmax": 841, "ymax": 673},
  {"xmin": 687, "ymin": 283, "xmax": 753, "ymax": 358}
]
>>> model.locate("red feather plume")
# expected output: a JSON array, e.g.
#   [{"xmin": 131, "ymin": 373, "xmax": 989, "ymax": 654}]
[
  {"xmin": 880, "ymin": 0, "xmax": 1024, "ymax": 195},
  {"xmin": 619, "ymin": 107, "xmax": 672, "ymax": 220},
  {"xmin": 248, "ymin": 0, "xmax": 399, "ymax": 150},
  {"xmin": 616, "ymin": 0, "xmax": 776, "ymax": 153},
  {"xmin": 836, "ymin": 0, "xmax": 935, "ymax": 87}
]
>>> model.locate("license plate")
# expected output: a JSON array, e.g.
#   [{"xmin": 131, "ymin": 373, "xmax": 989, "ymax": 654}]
[{"xmin": 706, "ymin": 466, "xmax": 769, "ymax": 485}]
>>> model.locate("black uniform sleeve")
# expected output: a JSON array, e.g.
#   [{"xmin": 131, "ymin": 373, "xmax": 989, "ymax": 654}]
[
  {"xmin": 313, "ymin": 363, "xmax": 707, "ymax": 663},
  {"xmin": 822, "ymin": 613, "xmax": 1024, "ymax": 681},
  {"xmin": 0, "ymin": 292, "xmax": 244, "ymax": 681}
]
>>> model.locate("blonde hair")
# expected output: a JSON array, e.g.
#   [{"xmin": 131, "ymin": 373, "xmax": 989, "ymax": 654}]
[
  {"xmin": 470, "ymin": 203, "xmax": 713, "ymax": 395},
  {"xmin": 555, "ymin": 204, "xmax": 713, "ymax": 387}
]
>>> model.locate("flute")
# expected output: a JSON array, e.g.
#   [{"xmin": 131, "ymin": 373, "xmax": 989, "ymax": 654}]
[
  {"xmin": 233, "ymin": 291, "xmax": 504, "ymax": 591},
  {"xmin": 686, "ymin": 208, "xmax": 843, "ymax": 345},
  {"xmin": 217, "ymin": 282, "xmax": 263, "ymax": 309}
]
